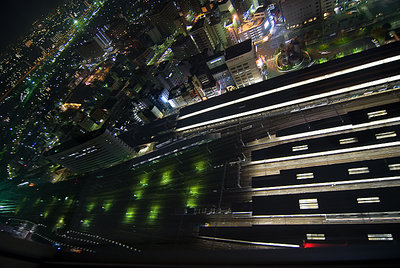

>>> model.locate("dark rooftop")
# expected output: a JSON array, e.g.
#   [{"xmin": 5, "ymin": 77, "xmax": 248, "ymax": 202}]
[
  {"xmin": 210, "ymin": 63, "xmax": 229, "ymax": 74},
  {"xmin": 191, "ymin": 18, "xmax": 206, "ymax": 32},
  {"xmin": 45, "ymin": 128, "xmax": 108, "ymax": 156},
  {"xmin": 66, "ymin": 85, "xmax": 97, "ymax": 104},
  {"xmin": 225, "ymin": 39, "xmax": 253, "ymax": 60}
]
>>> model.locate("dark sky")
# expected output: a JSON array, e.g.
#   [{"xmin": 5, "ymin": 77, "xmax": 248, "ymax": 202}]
[{"xmin": 0, "ymin": 0, "xmax": 64, "ymax": 50}]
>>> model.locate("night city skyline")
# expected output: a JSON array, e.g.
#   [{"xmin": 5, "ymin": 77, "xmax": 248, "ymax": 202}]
[{"xmin": 1, "ymin": 0, "xmax": 400, "ymax": 266}]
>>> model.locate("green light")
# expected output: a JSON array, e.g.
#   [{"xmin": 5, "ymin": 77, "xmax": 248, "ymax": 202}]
[
  {"xmin": 86, "ymin": 201, "xmax": 96, "ymax": 212},
  {"xmin": 133, "ymin": 189, "xmax": 143, "ymax": 200},
  {"xmin": 81, "ymin": 218, "xmax": 91, "ymax": 229},
  {"xmin": 55, "ymin": 216, "xmax": 65, "ymax": 229},
  {"xmin": 74, "ymin": 20, "xmax": 78, "ymax": 25},
  {"xmin": 34, "ymin": 198, "xmax": 41, "ymax": 206},
  {"xmin": 123, "ymin": 207, "xmax": 136, "ymax": 224},
  {"xmin": 186, "ymin": 185, "xmax": 200, "ymax": 208},
  {"xmin": 318, "ymin": 58, "xmax": 328, "ymax": 64},
  {"xmin": 148, "ymin": 205, "xmax": 160, "ymax": 222},
  {"xmin": 195, "ymin": 161, "xmax": 206, "ymax": 172},
  {"xmin": 102, "ymin": 200, "xmax": 112, "ymax": 212},
  {"xmin": 43, "ymin": 210, "xmax": 49, "ymax": 219},
  {"xmin": 336, "ymin": 52, "xmax": 345, "ymax": 59},
  {"xmin": 65, "ymin": 198, "xmax": 74, "ymax": 208},
  {"xmin": 140, "ymin": 176, "xmax": 149, "ymax": 187},
  {"xmin": 189, "ymin": 185, "xmax": 200, "ymax": 195},
  {"xmin": 161, "ymin": 171, "xmax": 171, "ymax": 185}
]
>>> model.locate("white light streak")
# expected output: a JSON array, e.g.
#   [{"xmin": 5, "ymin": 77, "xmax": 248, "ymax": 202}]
[
  {"xmin": 177, "ymin": 75, "xmax": 400, "ymax": 132},
  {"xmin": 249, "ymin": 141, "xmax": 400, "ymax": 165},
  {"xmin": 179, "ymin": 55, "xmax": 400, "ymax": 121},
  {"xmin": 252, "ymin": 176, "xmax": 400, "ymax": 192},
  {"xmin": 357, "ymin": 197, "xmax": 380, "ymax": 204},
  {"xmin": 198, "ymin": 235, "xmax": 300, "ymax": 248}
]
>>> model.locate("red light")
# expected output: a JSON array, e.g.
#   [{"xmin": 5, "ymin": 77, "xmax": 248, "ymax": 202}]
[{"xmin": 303, "ymin": 242, "xmax": 348, "ymax": 248}]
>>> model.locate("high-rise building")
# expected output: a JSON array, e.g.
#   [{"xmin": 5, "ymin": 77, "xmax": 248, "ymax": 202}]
[
  {"xmin": 46, "ymin": 129, "xmax": 135, "ymax": 173},
  {"xmin": 238, "ymin": 16, "xmax": 271, "ymax": 42},
  {"xmin": 235, "ymin": 0, "xmax": 259, "ymax": 13},
  {"xmin": 94, "ymin": 26, "xmax": 112, "ymax": 49},
  {"xmin": 279, "ymin": 0, "xmax": 335, "ymax": 29},
  {"xmin": 320, "ymin": 0, "xmax": 335, "ymax": 18},
  {"xmin": 190, "ymin": 18, "xmax": 218, "ymax": 53},
  {"xmin": 150, "ymin": 1, "xmax": 180, "ymax": 37},
  {"xmin": 217, "ymin": 0, "xmax": 236, "ymax": 14},
  {"xmin": 209, "ymin": 17, "xmax": 229, "ymax": 48},
  {"xmin": 152, "ymin": 60, "xmax": 187, "ymax": 91},
  {"xmin": 206, "ymin": 53, "xmax": 236, "ymax": 91},
  {"xmin": 225, "ymin": 39, "xmax": 263, "ymax": 88},
  {"xmin": 171, "ymin": 35, "xmax": 200, "ymax": 60},
  {"xmin": 76, "ymin": 41, "xmax": 104, "ymax": 60},
  {"xmin": 146, "ymin": 26, "xmax": 163, "ymax": 44}
]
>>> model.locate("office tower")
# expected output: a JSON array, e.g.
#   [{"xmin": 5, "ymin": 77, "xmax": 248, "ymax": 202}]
[
  {"xmin": 76, "ymin": 41, "xmax": 104, "ymax": 60},
  {"xmin": 46, "ymin": 129, "xmax": 135, "ymax": 173},
  {"xmin": 209, "ymin": 17, "xmax": 229, "ymax": 48},
  {"xmin": 279, "ymin": 0, "xmax": 335, "ymax": 29},
  {"xmin": 206, "ymin": 53, "xmax": 235, "ymax": 91},
  {"xmin": 152, "ymin": 60, "xmax": 187, "ymax": 91},
  {"xmin": 190, "ymin": 18, "xmax": 218, "ymax": 53},
  {"xmin": 171, "ymin": 35, "xmax": 200, "ymax": 60},
  {"xmin": 94, "ymin": 26, "xmax": 112, "ymax": 49},
  {"xmin": 150, "ymin": 1, "xmax": 180, "ymax": 37},
  {"xmin": 225, "ymin": 39, "xmax": 263, "ymax": 88},
  {"xmin": 238, "ymin": 16, "xmax": 271, "ymax": 42}
]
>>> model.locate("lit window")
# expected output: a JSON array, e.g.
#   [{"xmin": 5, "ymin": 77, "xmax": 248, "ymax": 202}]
[
  {"xmin": 299, "ymin": 198, "xmax": 319, "ymax": 209},
  {"xmin": 348, "ymin": 167, "xmax": 369, "ymax": 175},
  {"xmin": 388, "ymin": 164, "xmax": 400, "ymax": 171},
  {"xmin": 375, "ymin": 131, "xmax": 397, "ymax": 140},
  {"xmin": 368, "ymin": 234, "xmax": 393, "ymax": 241},
  {"xmin": 306, "ymin": 233, "xmax": 325, "ymax": 240},
  {"xmin": 357, "ymin": 197, "xmax": 380, "ymax": 204},
  {"xmin": 296, "ymin": 173, "xmax": 314, "ymax": 180},
  {"xmin": 367, "ymin": 110, "xmax": 387, "ymax": 119},
  {"xmin": 339, "ymin": 137, "xmax": 358, "ymax": 145},
  {"xmin": 292, "ymin": 145, "xmax": 308, "ymax": 152}
]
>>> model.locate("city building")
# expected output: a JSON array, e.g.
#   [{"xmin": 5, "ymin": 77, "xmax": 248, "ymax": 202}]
[
  {"xmin": 94, "ymin": 25, "xmax": 113, "ymax": 49},
  {"xmin": 76, "ymin": 41, "xmax": 104, "ymax": 60},
  {"xmin": 209, "ymin": 17, "xmax": 229, "ymax": 48},
  {"xmin": 145, "ymin": 25, "xmax": 163, "ymax": 45},
  {"xmin": 152, "ymin": 60, "xmax": 187, "ymax": 91},
  {"xmin": 171, "ymin": 35, "xmax": 200, "ymax": 60},
  {"xmin": 279, "ymin": 0, "xmax": 335, "ymax": 29},
  {"xmin": 217, "ymin": 0, "xmax": 236, "ymax": 14},
  {"xmin": 253, "ymin": 5, "xmax": 268, "ymax": 20},
  {"xmin": 206, "ymin": 53, "xmax": 235, "ymax": 91},
  {"xmin": 46, "ymin": 129, "xmax": 135, "ymax": 173},
  {"xmin": 320, "ymin": 0, "xmax": 335, "ymax": 18},
  {"xmin": 174, "ymin": 16, "xmax": 189, "ymax": 36},
  {"xmin": 238, "ymin": 16, "xmax": 271, "ymax": 42},
  {"xmin": 224, "ymin": 39, "xmax": 262, "ymax": 88},
  {"xmin": 219, "ymin": 11, "xmax": 240, "ymax": 46},
  {"xmin": 190, "ymin": 17, "xmax": 218, "ymax": 53},
  {"xmin": 235, "ymin": 0, "xmax": 259, "ymax": 14},
  {"xmin": 150, "ymin": 1, "xmax": 180, "ymax": 37}
]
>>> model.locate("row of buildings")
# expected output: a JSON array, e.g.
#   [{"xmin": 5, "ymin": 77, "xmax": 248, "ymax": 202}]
[{"xmin": 44, "ymin": 0, "xmax": 338, "ymax": 175}]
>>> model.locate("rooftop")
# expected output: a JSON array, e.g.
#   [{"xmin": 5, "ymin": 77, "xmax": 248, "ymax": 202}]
[
  {"xmin": 191, "ymin": 18, "xmax": 206, "ymax": 32},
  {"xmin": 239, "ymin": 18, "xmax": 265, "ymax": 33},
  {"xmin": 225, "ymin": 39, "xmax": 253, "ymax": 60},
  {"xmin": 46, "ymin": 128, "xmax": 109, "ymax": 156}
]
